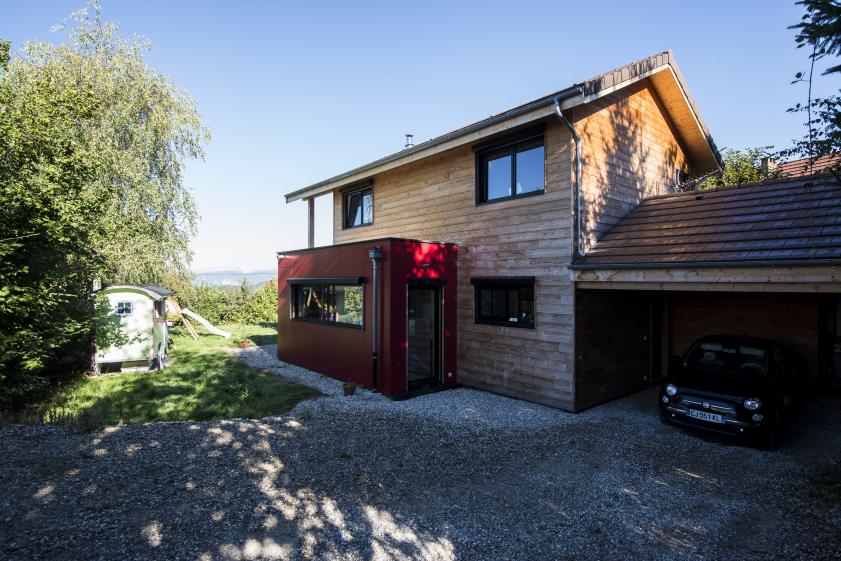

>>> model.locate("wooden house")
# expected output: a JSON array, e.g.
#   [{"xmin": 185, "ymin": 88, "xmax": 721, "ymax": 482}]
[{"xmin": 278, "ymin": 51, "xmax": 841, "ymax": 409}]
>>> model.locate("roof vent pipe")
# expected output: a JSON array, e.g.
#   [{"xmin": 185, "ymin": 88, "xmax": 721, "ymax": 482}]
[
  {"xmin": 404, "ymin": 134, "xmax": 414, "ymax": 149},
  {"xmin": 553, "ymin": 90, "xmax": 585, "ymax": 258}
]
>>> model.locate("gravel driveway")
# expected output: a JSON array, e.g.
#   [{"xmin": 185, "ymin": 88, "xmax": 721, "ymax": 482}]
[{"xmin": 2, "ymin": 344, "xmax": 840, "ymax": 561}]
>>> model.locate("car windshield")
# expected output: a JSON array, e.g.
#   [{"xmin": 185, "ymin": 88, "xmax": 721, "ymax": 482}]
[{"xmin": 684, "ymin": 342, "xmax": 769, "ymax": 377}]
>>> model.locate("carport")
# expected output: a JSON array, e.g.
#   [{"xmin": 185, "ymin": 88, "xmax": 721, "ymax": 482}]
[{"xmin": 569, "ymin": 175, "xmax": 841, "ymax": 411}]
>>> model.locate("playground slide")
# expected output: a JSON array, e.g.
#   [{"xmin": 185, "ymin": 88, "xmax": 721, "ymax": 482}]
[{"xmin": 181, "ymin": 308, "xmax": 232, "ymax": 339}]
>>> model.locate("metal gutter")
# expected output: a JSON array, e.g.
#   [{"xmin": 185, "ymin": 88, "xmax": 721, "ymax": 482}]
[
  {"xmin": 285, "ymin": 84, "xmax": 584, "ymax": 202},
  {"xmin": 568, "ymin": 259, "xmax": 841, "ymax": 271}
]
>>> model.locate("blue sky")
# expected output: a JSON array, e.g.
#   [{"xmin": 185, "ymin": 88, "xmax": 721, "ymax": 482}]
[{"xmin": 4, "ymin": 1, "xmax": 837, "ymax": 272}]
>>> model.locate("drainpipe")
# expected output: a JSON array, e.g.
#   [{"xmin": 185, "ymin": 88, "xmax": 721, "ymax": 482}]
[
  {"xmin": 553, "ymin": 91, "xmax": 584, "ymax": 257},
  {"xmin": 368, "ymin": 246, "xmax": 383, "ymax": 390}
]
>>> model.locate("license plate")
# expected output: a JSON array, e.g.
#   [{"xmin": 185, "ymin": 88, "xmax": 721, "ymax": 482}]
[{"xmin": 688, "ymin": 409, "xmax": 724, "ymax": 424}]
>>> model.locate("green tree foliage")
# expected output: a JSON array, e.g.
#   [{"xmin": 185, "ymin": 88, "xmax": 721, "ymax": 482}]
[
  {"xmin": 244, "ymin": 280, "xmax": 280, "ymax": 324},
  {"xmin": 0, "ymin": 40, "xmax": 10, "ymax": 71},
  {"xmin": 0, "ymin": 2, "xmax": 208, "ymax": 408},
  {"xmin": 181, "ymin": 281, "xmax": 278, "ymax": 326},
  {"xmin": 698, "ymin": 147, "xmax": 779, "ymax": 189},
  {"xmin": 781, "ymin": 0, "xmax": 841, "ymax": 169}
]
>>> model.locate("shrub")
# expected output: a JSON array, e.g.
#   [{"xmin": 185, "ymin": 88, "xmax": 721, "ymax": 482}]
[{"xmin": 181, "ymin": 280, "xmax": 277, "ymax": 326}]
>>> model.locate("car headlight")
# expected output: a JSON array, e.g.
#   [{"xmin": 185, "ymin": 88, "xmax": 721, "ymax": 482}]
[
  {"xmin": 744, "ymin": 398, "xmax": 762, "ymax": 411},
  {"xmin": 665, "ymin": 384, "xmax": 678, "ymax": 397}
]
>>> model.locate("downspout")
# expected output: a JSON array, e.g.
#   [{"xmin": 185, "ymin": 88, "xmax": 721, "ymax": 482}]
[
  {"xmin": 553, "ymin": 91, "xmax": 584, "ymax": 258},
  {"xmin": 552, "ymin": 89, "xmax": 584, "ymax": 411},
  {"xmin": 368, "ymin": 246, "xmax": 383, "ymax": 390}
]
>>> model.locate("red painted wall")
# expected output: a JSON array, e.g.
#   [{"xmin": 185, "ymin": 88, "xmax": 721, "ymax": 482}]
[{"xmin": 277, "ymin": 238, "xmax": 458, "ymax": 396}]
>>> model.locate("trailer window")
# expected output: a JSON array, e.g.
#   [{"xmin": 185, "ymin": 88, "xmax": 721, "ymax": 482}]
[{"xmin": 115, "ymin": 301, "xmax": 133, "ymax": 317}]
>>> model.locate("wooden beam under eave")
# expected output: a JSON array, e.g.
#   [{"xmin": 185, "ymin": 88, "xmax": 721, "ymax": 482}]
[
  {"xmin": 307, "ymin": 197, "xmax": 315, "ymax": 248},
  {"xmin": 575, "ymin": 280, "xmax": 841, "ymax": 293}
]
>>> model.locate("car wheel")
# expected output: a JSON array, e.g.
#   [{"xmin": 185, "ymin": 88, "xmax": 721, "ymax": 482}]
[{"xmin": 659, "ymin": 411, "xmax": 671, "ymax": 425}]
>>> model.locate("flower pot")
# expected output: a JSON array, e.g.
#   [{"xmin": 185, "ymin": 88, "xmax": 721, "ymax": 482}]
[{"xmin": 343, "ymin": 383, "xmax": 357, "ymax": 396}]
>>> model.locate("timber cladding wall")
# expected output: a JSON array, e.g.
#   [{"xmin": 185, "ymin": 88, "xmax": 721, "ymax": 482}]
[
  {"xmin": 573, "ymin": 79, "xmax": 691, "ymax": 251},
  {"xmin": 574, "ymin": 289, "xmax": 657, "ymax": 411},
  {"xmin": 326, "ymin": 82, "xmax": 704, "ymax": 410},
  {"xmin": 668, "ymin": 292, "xmax": 820, "ymax": 385},
  {"xmin": 332, "ymin": 118, "xmax": 577, "ymax": 409}
]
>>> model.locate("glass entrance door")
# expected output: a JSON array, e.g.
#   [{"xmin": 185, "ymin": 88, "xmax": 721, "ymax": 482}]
[{"xmin": 407, "ymin": 285, "xmax": 440, "ymax": 389}]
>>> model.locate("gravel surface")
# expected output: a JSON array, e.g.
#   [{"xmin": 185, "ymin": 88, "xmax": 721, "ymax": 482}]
[{"xmin": 2, "ymin": 344, "xmax": 840, "ymax": 561}]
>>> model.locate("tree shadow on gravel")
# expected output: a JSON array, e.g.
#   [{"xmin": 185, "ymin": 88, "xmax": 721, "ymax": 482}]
[
  {"xmin": 3, "ymin": 389, "xmax": 841, "ymax": 561},
  {"xmin": 0, "ymin": 414, "xmax": 461, "ymax": 561}
]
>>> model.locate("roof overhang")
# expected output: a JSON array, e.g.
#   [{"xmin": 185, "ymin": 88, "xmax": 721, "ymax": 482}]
[
  {"xmin": 570, "ymin": 263, "xmax": 841, "ymax": 293},
  {"xmin": 97, "ymin": 285, "xmax": 172, "ymax": 300},
  {"xmin": 285, "ymin": 86, "xmax": 583, "ymax": 202},
  {"xmin": 285, "ymin": 50, "xmax": 722, "ymax": 203}
]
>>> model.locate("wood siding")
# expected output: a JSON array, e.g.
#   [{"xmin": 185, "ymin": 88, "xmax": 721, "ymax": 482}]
[
  {"xmin": 668, "ymin": 292, "xmax": 820, "ymax": 385},
  {"xmin": 572, "ymin": 265, "xmax": 841, "ymax": 294},
  {"xmin": 574, "ymin": 289, "xmax": 661, "ymax": 411},
  {"xmin": 573, "ymin": 79, "xmax": 690, "ymax": 250},
  {"xmin": 327, "ymin": 82, "xmax": 698, "ymax": 411},
  {"xmin": 332, "ymin": 119, "xmax": 576, "ymax": 409}
]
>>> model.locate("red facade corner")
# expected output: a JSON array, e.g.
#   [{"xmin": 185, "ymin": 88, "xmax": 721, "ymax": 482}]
[{"xmin": 277, "ymin": 238, "xmax": 458, "ymax": 396}]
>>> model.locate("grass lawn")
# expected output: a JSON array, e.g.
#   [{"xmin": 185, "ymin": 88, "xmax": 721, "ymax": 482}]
[{"xmin": 40, "ymin": 323, "xmax": 316, "ymax": 428}]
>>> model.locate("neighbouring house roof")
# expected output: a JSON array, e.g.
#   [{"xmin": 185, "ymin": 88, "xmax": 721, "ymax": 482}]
[
  {"xmin": 99, "ymin": 285, "xmax": 173, "ymax": 300},
  {"xmin": 285, "ymin": 50, "xmax": 722, "ymax": 202},
  {"xmin": 776, "ymin": 154, "xmax": 841, "ymax": 178},
  {"xmin": 572, "ymin": 175, "xmax": 841, "ymax": 268}
]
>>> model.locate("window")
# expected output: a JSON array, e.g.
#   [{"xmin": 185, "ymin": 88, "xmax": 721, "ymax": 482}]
[
  {"xmin": 471, "ymin": 277, "xmax": 535, "ymax": 328},
  {"xmin": 115, "ymin": 301, "xmax": 133, "ymax": 317},
  {"xmin": 292, "ymin": 279, "xmax": 364, "ymax": 327},
  {"xmin": 344, "ymin": 185, "xmax": 373, "ymax": 228},
  {"xmin": 476, "ymin": 127, "xmax": 545, "ymax": 204}
]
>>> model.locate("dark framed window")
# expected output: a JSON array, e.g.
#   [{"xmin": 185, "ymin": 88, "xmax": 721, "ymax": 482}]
[
  {"xmin": 475, "ymin": 126, "xmax": 545, "ymax": 204},
  {"xmin": 115, "ymin": 301, "xmax": 133, "ymax": 317},
  {"xmin": 471, "ymin": 277, "xmax": 535, "ymax": 328},
  {"xmin": 344, "ymin": 184, "xmax": 373, "ymax": 228},
  {"xmin": 291, "ymin": 278, "xmax": 364, "ymax": 327}
]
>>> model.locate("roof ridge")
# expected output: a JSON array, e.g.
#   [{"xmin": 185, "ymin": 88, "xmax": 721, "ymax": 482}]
[{"xmin": 285, "ymin": 49, "xmax": 718, "ymax": 202}]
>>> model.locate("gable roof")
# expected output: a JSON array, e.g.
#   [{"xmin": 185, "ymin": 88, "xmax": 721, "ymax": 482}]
[
  {"xmin": 285, "ymin": 50, "xmax": 721, "ymax": 203},
  {"xmin": 572, "ymin": 175, "xmax": 841, "ymax": 268}
]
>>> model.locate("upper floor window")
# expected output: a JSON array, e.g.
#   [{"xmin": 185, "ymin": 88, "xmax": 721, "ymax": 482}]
[
  {"xmin": 475, "ymin": 126, "xmax": 545, "ymax": 204},
  {"xmin": 344, "ymin": 184, "xmax": 373, "ymax": 228}
]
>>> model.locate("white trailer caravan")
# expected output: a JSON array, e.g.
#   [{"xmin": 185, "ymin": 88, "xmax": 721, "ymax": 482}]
[{"xmin": 95, "ymin": 285, "xmax": 171, "ymax": 371}]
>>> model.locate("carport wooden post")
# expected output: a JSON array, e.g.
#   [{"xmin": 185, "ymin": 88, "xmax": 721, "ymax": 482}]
[{"xmin": 307, "ymin": 197, "xmax": 315, "ymax": 249}]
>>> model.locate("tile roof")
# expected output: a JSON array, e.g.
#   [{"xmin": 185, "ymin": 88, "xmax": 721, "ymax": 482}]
[
  {"xmin": 775, "ymin": 154, "xmax": 841, "ymax": 178},
  {"xmin": 575, "ymin": 175, "xmax": 841, "ymax": 267}
]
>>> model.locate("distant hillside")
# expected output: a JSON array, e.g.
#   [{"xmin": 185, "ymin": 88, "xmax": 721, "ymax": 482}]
[{"xmin": 192, "ymin": 269, "xmax": 275, "ymax": 287}]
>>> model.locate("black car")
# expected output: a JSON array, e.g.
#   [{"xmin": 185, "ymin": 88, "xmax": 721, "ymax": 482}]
[{"xmin": 658, "ymin": 335, "xmax": 797, "ymax": 448}]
